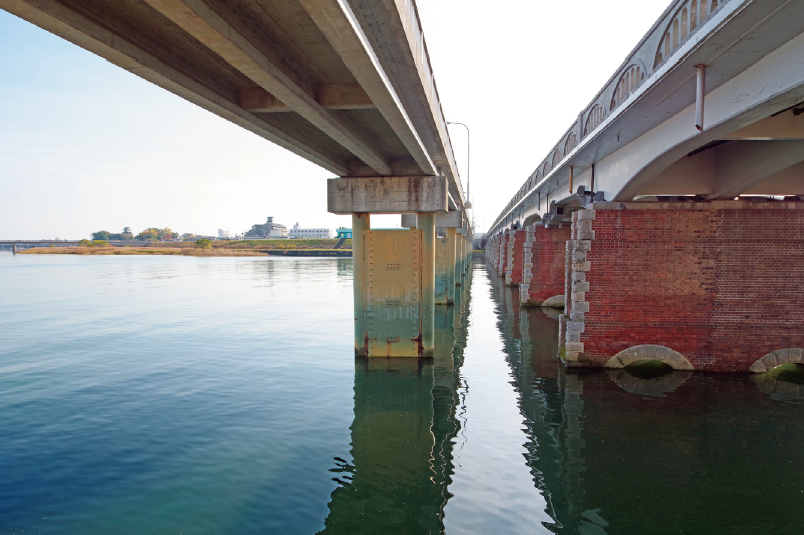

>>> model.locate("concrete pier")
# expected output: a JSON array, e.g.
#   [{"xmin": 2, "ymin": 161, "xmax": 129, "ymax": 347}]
[
  {"xmin": 331, "ymin": 176, "xmax": 471, "ymax": 358},
  {"xmin": 419, "ymin": 214, "xmax": 436, "ymax": 357}
]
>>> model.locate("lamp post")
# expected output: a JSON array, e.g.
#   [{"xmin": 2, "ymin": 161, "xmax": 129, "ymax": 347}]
[{"xmin": 446, "ymin": 121, "xmax": 471, "ymax": 210}]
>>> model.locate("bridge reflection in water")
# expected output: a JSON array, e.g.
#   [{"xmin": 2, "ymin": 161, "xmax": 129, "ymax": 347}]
[
  {"xmin": 325, "ymin": 261, "xmax": 804, "ymax": 533},
  {"xmin": 489, "ymin": 273, "xmax": 804, "ymax": 533},
  {"xmin": 322, "ymin": 267, "xmax": 471, "ymax": 532}
]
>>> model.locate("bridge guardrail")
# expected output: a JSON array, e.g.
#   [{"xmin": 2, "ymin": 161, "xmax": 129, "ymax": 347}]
[{"xmin": 488, "ymin": 0, "xmax": 732, "ymax": 237}]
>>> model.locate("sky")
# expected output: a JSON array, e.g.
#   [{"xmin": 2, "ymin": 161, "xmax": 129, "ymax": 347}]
[{"xmin": 0, "ymin": 1, "xmax": 669, "ymax": 240}]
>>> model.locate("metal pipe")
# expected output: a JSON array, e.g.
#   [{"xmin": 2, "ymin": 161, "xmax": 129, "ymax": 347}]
[
  {"xmin": 569, "ymin": 166, "xmax": 574, "ymax": 195},
  {"xmin": 695, "ymin": 64, "xmax": 706, "ymax": 131}
]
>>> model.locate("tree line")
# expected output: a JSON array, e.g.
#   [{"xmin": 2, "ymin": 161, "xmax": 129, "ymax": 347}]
[{"xmin": 91, "ymin": 228, "xmax": 179, "ymax": 241}]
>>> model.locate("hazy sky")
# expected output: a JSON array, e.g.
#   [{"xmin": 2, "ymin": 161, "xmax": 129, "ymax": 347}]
[{"xmin": 0, "ymin": 1, "xmax": 669, "ymax": 240}]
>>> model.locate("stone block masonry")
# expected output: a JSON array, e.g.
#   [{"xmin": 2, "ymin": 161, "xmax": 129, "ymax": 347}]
[
  {"xmin": 561, "ymin": 201, "xmax": 804, "ymax": 372},
  {"xmin": 520, "ymin": 224, "xmax": 571, "ymax": 307},
  {"xmin": 486, "ymin": 234, "xmax": 499, "ymax": 273},
  {"xmin": 505, "ymin": 230, "xmax": 526, "ymax": 286},
  {"xmin": 485, "ymin": 231, "xmax": 509, "ymax": 276}
]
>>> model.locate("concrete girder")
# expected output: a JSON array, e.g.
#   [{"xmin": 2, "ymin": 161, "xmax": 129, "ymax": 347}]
[
  {"xmin": 239, "ymin": 84, "xmax": 375, "ymax": 112},
  {"xmin": 641, "ymin": 139, "xmax": 804, "ymax": 198},
  {"xmin": 341, "ymin": 0, "xmax": 465, "ymax": 209},
  {"xmin": 2, "ymin": 0, "xmax": 471, "ymax": 185},
  {"xmin": 297, "ymin": 0, "xmax": 436, "ymax": 178},
  {"xmin": 745, "ymin": 160, "xmax": 804, "ymax": 196},
  {"xmin": 708, "ymin": 140, "xmax": 804, "ymax": 199},
  {"xmin": 142, "ymin": 0, "xmax": 392, "ymax": 175},
  {"xmin": 724, "ymin": 107, "xmax": 804, "ymax": 140},
  {"xmin": 0, "ymin": 0, "xmax": 352, "ymax": 175},
  {"xmin": 613, "ymin": 29, "xmax": 804, "ymax": 201}
]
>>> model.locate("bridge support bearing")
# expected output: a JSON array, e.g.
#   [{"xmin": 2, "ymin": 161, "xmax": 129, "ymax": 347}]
[
  {"xmin": 560, "ymin": 201, "xmax": 804, "ymax": 372},
  {"xmin": 520, "ymin": 224, "xmax": 572, "ymax": 308}
]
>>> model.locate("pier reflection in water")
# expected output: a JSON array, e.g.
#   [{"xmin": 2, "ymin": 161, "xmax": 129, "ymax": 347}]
[
  {"xmin": 2, "ymin": 255, "xmax": 804, "ymax": 533},
  {"xmin": 323, "ymin": 267, "xmax": 471, "ymax": 532},
  {"xmin": 486, "ymin": 272, "xmax": 804, "ymax": 534}
]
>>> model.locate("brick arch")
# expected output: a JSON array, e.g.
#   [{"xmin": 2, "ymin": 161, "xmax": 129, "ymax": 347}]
[
  {"xmin": 748, "ymin": 348, "xmax": 804, "ymax": 373},
  {"xmin": 605, "ymin": 345, "xmax": 694, "ymax": 370}
]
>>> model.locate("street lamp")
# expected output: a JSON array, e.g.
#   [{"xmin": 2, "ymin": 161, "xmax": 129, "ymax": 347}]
[{"xmin": 446, "ymin": 121, "xmax": 471, "ymax": 210}]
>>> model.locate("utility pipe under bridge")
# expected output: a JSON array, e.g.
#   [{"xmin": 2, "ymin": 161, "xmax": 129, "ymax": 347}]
[
  {"xmin": 1, "ymin": 0, "xmax": 474, "ymax": 358},
  {"xmin": 485, "ymin": 0, "xmax": 804, "ymax": 374}
]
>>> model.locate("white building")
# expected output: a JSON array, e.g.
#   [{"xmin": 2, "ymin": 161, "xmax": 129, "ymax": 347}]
[
  {"xmin": 289, "ymin": 222, "xmax": 331, "ymax": 239},
  {"xmin": 218, "ymin": 229, "xmax": 230, "ymax": 239},
  {"xmin": 245, "ymin": 217, "xmax": 288, "ymax": 239}
]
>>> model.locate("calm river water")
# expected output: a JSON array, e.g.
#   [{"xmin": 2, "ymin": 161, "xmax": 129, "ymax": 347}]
[{"xmin": 0, "ymin": 253, "xmax": 802, "ymax": 533}]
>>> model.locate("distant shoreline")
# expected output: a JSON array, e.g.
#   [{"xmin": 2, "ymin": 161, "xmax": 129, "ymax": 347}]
[{"xmin": 19, "ymin": 246, "xmax": 352, "ymax": 257}]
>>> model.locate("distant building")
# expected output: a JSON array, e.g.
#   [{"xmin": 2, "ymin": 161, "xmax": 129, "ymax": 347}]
[
  {"xmin": 218, "ymin": 229, "xmax": 230, "ymax": 239},
  {"xmin": 245, "ymin": 216, "xmax": 288, "ymax": 239},
  {"xmin": 336, "ymin": 228, "xmax": 352, "ymax": 239},
  {"xmin": 289, "ymin": 222, "xmax": 331, "ymax": 239}
]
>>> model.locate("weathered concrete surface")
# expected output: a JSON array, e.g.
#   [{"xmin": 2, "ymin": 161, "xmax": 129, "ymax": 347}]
[
  {"xmin": 328, "ymin": 176, "xmax": 447, "ymax": 214},
  {"xmin": 0, "ymin": 0, "xmax": 470, "ymax": 213}
]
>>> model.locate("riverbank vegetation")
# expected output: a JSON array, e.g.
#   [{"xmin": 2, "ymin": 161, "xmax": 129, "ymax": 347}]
[{"xmin": 20, "ymin": 238, "xmax": 353, "ymax": 256}]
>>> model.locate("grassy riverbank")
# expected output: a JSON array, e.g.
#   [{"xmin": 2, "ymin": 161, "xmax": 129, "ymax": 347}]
[{"xmin": 20, "ymin": 238, "xmax": 353, "ymax": 256}]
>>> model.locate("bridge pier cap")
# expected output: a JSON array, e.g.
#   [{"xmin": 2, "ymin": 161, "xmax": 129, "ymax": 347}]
[
  {"xmin": 328, "ymin": 176, "xmax": 448, "ymax": 215},
  {"xmin": 401, "ymin": 212, "xmax": 464, "ymax": 228}
]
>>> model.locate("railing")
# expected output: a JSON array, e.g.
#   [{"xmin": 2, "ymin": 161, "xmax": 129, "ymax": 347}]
[
  {"xmin": 401, "ymin": 0, "xmax": 464, "ymax": 207},
  {"xmin": 487, "ymin": 0, "xmax": 731, "ymax": 236}
]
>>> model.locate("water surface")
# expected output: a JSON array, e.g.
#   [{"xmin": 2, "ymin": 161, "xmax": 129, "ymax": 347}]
[{"xmin": 0, "ymin": 254, "xmax": 802, "ymax": 533}]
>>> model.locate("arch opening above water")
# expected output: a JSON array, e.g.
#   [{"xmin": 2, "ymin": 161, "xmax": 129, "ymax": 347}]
[
  {"xmin": 748, "ymin": 348, "xmax": 804, "ymax": 373},
  {"xmin": 605, "ymin": 345, "xmax": 695, "ymax": 370}
]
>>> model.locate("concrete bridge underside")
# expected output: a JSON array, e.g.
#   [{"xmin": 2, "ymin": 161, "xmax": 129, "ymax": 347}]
[{"xmin": 2, "ymin": 0, "xmax": 474, "ymax": 358}]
